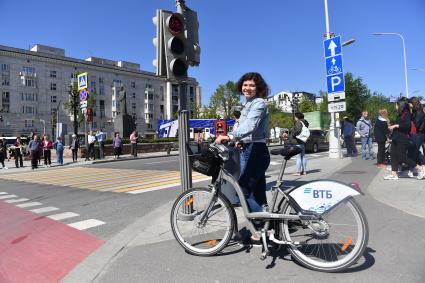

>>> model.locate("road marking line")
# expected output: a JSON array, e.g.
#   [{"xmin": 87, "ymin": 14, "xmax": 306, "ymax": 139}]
[
  {"xmin": 29, "ymin": 206, "xmax": 60, "ymax": 214},
  {"xmin": 5, "ymin": 198, "xmax": 29, "ymax": 203},
  {"xmin": 128, "ymin": 177, "xmax": 211, "ymax": 194},
  {"xmin": 47, "ymin": 212, "xmax": 80, "ymax": 221},
  {"xmin": 16, "ymin": 202, "xmax": 42, "ymax": 208},
  {"xmin": 68, "ymin": 219, "xmax": 105, "ymax": 230},
  {"xmin": 114, "ymin": 175, "xmax": 210, "ymax": 193},
  {"xmin": 270, "ymin": 161, "xmax": 281, "ymax": 165},
  {"xmin": 0, "ymin": 192, "xmax": 8, "ymax": 195},
  {"xmin": 0, "ymin": 194, "xmax": 17, "ymax": 200}
]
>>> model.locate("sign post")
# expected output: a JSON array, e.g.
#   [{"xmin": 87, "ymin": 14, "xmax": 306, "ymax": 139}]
[{"xmin": 324, "ymin": 35, "xmax": 345, "ymax": 158}]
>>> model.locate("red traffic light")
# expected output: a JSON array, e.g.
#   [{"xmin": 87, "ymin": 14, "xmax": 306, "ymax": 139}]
[
  {"xmin": 214, "ymin": 120, "xmax": 227, "ymax": 136},
  {"xmin": 87, "ymin": 108, "xmax": 93, "ymax": 122},
  {"xmin": 167, "ymin": 13, "xmax": 184, "ymax": 36}
]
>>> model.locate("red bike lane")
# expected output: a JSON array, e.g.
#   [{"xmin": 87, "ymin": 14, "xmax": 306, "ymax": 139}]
[{"xmin": 0, "ymin": 201, "xmax": 104, "ymax": 283}]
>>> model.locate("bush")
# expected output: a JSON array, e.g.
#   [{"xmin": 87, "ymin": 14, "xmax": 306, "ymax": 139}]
[{"xmin": 102, "ymin": 137, "xmax": 178, "ymax": 145}]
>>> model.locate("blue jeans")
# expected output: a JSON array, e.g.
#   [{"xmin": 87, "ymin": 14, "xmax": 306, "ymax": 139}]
[
  {"xmin": 296, "ymin": 143, "xmax": 307, "ymax": 173},
  {"xmin": 56, "ymin": 150, "xmax": 63, "ymax": 165},
  {"xmin": 239, "ymin": 143, "xmax": 270, "ymax": 212},
  {"xmin": 361, "ymin": 136, "xmax": 374, "ymax": 159}
]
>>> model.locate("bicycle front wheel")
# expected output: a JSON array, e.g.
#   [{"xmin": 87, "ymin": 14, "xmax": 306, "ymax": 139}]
[
  {"xmin": 281, "ymin": 198, "xmax": 369, "ymax": 272},
  {"xmin": 170, "ymin": 187, "xmax": 235, "ymax": 256}
]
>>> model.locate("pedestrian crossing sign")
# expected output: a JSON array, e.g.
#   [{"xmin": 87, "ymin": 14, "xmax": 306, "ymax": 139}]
[{"xmin": 78, "ymin": 72, "xmax": 88, "ymax": 91}]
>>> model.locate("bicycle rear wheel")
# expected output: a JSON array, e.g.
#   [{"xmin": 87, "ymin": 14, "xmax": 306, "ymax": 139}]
[
  {"xmin": 170, "ymin": 187, "xmax": 235, "ymax": 256},
  {"xmin": 281, "ymin": 198, "xmax": 368, "ymax": 272}
]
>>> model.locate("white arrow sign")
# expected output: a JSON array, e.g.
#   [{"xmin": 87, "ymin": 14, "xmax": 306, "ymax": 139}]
[{"xmin": 328, "ymin": 40, "xmax": 337, "ymax": 57}]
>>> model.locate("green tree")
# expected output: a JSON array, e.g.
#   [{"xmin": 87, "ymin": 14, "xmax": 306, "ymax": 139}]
[
  {"xmin": 344, "ymin": 72, "xmax": 371, "ymax": 121},
  {"xmin": 298, "ymin": 98, "xmax": 317, "ymax": 113},
  {"xmin": 208, "ymin": 81, "xmax": 240, "ymax": 118},
  {"xmin": 268, "ymin": 102, "xmax": 293, "ymax": 132},
  {"xmin": 63, "ymin": 78, "xmax": 82, "ymax": 134},
  {"xmin": 318, "ymin": 90, "xmax": 329, "ymax": 113}
]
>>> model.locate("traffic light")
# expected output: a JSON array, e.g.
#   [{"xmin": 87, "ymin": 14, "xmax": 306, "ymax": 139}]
[
  {"xmin": 153, "ymin": 5, "xmax": 200, "ymax": 80},
  {"xmin": 214, "ymin": 120, "xmax": 227, "ymax": 136},
  {"xmin": 87, "ymin": 108, "xmax": 93, "ymax": 122}
]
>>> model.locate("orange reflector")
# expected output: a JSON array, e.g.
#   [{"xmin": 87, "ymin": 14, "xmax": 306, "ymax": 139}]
[
  {"xmin": 207, "ymin": 240, "xmax": 217, "ymax": 246},
  {"xmin": 185, "ymin": 198, "xmax": 193, "ymax": 206},
  {"xmin": 341, "ymin": 237, "xmax": 353, "ymax": 252}
]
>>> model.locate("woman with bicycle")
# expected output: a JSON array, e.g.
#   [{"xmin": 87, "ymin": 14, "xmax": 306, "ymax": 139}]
[{"xmin": 215, "ymin": 72, "xmax": 270, "ymax": 216}]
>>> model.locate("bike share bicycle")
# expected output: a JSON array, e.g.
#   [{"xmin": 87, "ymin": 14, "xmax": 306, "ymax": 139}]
[{"xmin": 170, "ymin": 143, "xmax": 369, "ymax": 272}]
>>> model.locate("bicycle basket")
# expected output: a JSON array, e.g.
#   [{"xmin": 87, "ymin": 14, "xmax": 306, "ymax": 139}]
[{"xmin": 191, "ymin": 148, "xmax": 222, "ymax": 176}]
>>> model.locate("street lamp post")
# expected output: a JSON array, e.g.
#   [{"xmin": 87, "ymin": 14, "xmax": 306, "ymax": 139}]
[{"xmin": 373, "ymin": 32, "xmax": 409, "ymax": 98}]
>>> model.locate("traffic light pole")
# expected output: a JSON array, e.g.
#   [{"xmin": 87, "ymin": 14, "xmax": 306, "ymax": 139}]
[{"xmin": 178, "ymin": 82, "xmax": 192, "ymax": 192}]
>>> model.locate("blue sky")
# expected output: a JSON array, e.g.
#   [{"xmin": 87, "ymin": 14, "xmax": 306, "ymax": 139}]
[{"xmin": 1, "ymin": 0, "xmax": 424, "ymax": 105}]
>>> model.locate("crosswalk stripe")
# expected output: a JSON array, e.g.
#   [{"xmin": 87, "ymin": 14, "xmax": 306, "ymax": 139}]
[
  {"xmin": 5, "ymin": 198, "xmax": 29, "ymax": 203},
  {"xmin": 0, "ymin": 192, "xmax": 8, "ymax": 195},
  {"xmin": 0, "ymin": 195, "xmax": 17, "ymax": 200},
  {"xmin": 47, "ymin": 212, "xmax": 80, "ymax": 221},
  {"xmin": 16, "ymin": 202, "xmax": 42, "ymax": 208},
  {"xmin": 68, "ymin": 219, "xmax": 105, "ymax": 230},
  {"xmin": 29, "ymin": 206, "xmax": 59, "ymax": 214},
  {"xmin": 113, "ymin": 175, "xmax": 210, "ymax": 193},
  {"xmin": 128, "ymin": 177, "xmax": 211, "ymax": 194}
]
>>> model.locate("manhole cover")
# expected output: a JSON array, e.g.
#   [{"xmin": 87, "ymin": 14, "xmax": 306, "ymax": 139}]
[{"xmin": 338, "ymin": 170, "xmax": 366, "ymax": 175}]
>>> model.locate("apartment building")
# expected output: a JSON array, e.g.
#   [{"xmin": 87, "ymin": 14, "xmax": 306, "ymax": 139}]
[{"xmin": 0, "ymin": 44, "xmax": 201, "ymax": 139}]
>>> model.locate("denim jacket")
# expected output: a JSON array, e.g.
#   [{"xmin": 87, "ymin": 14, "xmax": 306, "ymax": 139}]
[{"xmin": 230, "ymin": 97, "xmax": 268, "ymax": 143}]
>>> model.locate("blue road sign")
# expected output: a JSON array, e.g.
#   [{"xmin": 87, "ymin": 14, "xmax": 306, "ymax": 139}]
[
  {"xmin": 327, "ymin": 73, "xmax": 345, "ymax": 93},
  {"xmin": 323, "ymin": 36, "xmax": 342, "ymax": 58},
  {"xmin": 325, "ymin": 54, "xmax": 343, "ymax": 76},
  {"xmin": 78, "ymin": 72, "xmax": 88, "ymax": 91},
  {"xmin": 79, "ymin": 89, "xmax": 88, "ymax": 101}
]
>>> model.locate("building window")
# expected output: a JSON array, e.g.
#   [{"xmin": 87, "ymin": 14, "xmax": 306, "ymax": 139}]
[
  {"xmin": 160, "ymin": 86, "xmax": 164, "ymax": 101},
  {"xmin": 1, "ymin": 64, "xmax": 9, "ymax": 71},
  {"xmin": 1, "ymin": 75, "xmax": 10, "ymax": 86},
  {"xmin": 22, "ymin": 66, "xmax": 35, "ymax": 74},
  {"xmin": 113, "ymin": 79, "xmax": 122, "ymax": 84},
  {"xmin": 51, "ymin": 108, "xmax": 57, "ymax": 115},
  {"xmin": 99, "ymin": 85, "xmax": 105, "ymax": 95},
  {"xmin": 132, "ymin": 92, "xmax": 136, "ymax": 99},
  {"xmin": 51, "ymin": 96, "xmax": 57, "ymax": 103},
  {"xmin": 93, "ymin": 122, "xmax": 97, "ymax": 128},
  {"xmin": 2, "ymin": 91, "xmax": 10, "ymax": 113},
  {"xmin": 131, "ymin": 103, "xmax": 136, "ymax": 115},
  {"xmin": 99, "ymin": 100, "xmax": 105, "ymax": 118},
  {"xmin": 25, "ymin": 78, "xmax": 35, "ymax": 87},
  {"xmin": 131, "ymin": 82, "xmax": 136, "ymax": 88},
  {"xmin": 71, "ymin": 73, "xmax": 77, "ymax": 79},
  {"xmin": 99, "ymin": 77, "xmax": 104, "ymax": 84},
  {"xmin": 21, "ymin": 93, "xmax": 37, "ymax": 101},
  {"xmin": 50, "ymin": 83, "xmax": 57, "ymax": 91},
  {"xmin": 22, "ymin": 106, "xmax": 35, "ymax": 114},
  {"xmin": 25, "ymin": 119, "xmax": 34, "ymax": 128},
  {"xmin": 146, "ymin": 83, "xmax": 152, "ymax": 89},
  {"xmin": 91, "ymin": 81, "xmax": 97, "ymax": 92},
  {"xmin": 50, "ymin": 70, "xmax": 57, "ymax": 78}
]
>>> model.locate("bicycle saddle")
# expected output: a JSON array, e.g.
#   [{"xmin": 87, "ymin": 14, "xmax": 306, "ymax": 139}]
[{"xmin": 270, "ymin": 145, "xmax": 301, "ymax": 160}]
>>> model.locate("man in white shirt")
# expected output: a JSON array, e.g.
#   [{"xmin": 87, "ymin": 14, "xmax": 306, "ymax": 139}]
[
  {"xmin": 87, "ymin": 131, "xmax": 96, "ymax": 160},
  {"xmin": 96, "ymin": 129, "xmax": 106, "ymax": 159}
]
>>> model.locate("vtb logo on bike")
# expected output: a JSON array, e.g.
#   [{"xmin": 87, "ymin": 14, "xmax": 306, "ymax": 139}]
[{"xmin": 304, "ymin": 188, "xmax": 333, "ymax": 199}]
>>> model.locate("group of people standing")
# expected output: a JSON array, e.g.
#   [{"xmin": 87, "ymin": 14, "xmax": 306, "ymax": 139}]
[{"xmin": 27, "ymin": 134, "xmax": 65, "ymax": 170}]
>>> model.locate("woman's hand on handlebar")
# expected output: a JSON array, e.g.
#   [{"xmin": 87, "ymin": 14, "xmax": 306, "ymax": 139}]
[{"xmin": 215, "ymin": 135, "xmax": 230, "ymax": 144}]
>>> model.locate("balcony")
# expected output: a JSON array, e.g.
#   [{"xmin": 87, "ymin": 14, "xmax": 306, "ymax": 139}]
[{"xmin": 19, "ymin": 71, "xmax": 37, "ymax": 78}]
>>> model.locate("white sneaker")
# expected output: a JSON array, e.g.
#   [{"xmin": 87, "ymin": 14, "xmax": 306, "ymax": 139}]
[
  {"xmin": 384, "ymin": 174, "xmax": 399, "ymax": 180},
  {"xmin": 417, "ymin": 168, "xmax": 425, "ymax": 180},
  {"xmin": 408, "ymin": 171, "xmax": 414, "ymax": 178},
  {"xmin": 3, "ymin": 166, "xmax": 8, "ymax": 170}
]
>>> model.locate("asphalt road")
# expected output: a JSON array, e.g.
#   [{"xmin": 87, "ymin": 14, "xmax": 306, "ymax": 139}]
[{"xmin": 1, "ymin": 149, "xmax": 425, "ymax": 282}]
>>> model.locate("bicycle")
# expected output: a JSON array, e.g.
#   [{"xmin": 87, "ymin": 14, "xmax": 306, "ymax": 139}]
[{"xmin": 170, "ymin": 143, "xmax": 369, "ymax": 272}]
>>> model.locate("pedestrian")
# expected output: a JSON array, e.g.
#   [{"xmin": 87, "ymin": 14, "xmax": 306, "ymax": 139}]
[
  {"xmin": 69, "ymin": 134, "xmax": 79, "ymax": 162},
  {"xmin": 54, "ymin": 137, "xmax": 64, "ymax": 165},
  {"xmin": 356, "ymin": 111, "xmax": 375, "ymax": 160},
  {"xmin": 374, "ymin": 109, "xmax": 390, "ymax": 168},
  {"xmin": 42, "ymin": 135, "xmax": 53, "ymax": 167},
  {"xmin": 130, "ymin": 130, "xmax": 138, "ymax": 158},
  {"xmin": 342, "ymin": 116, "xmax": 355, "ymax": 157},
  {"xmin": 113, "ymin": 132, "xmax": 123, "ymax": 159},
  {"xmin": 384, "ymin": 98, "xmax": 424, "ymax": 180},
  {"xmin": 87, "ymin": 131, "xmax": 96, "ymax": 160},
  {"xmin": 407, "ymin": 97, "xmax": 425, "ymax": 176},
  {"xmin": 0, "ymin": 138, "xmax": 8, "ymax": 170},
  {"xmin": 215, "ymin": 72, "xmax": 270, "ymax": 213},
  {"xmin": 96, "ymin": 129, "xmax": 106, "ymax": 159},
  {"xmin": 28, "ymin": 134, "xmax": 41, "ymax": 170},
  {"xmin": 13, "ymin": 137, "xmax": 24, "ymax": 168},
  {"xmin": 288, "ymin": 112, "xmax": 310, "ymax": 175}
]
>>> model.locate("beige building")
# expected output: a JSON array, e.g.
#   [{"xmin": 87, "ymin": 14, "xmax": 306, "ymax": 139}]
[
  {"xmin": 0, "ymin": 44, "xmax": 201, "ymax": 140},
  {"xmin": 266, "ymin": 91, "xmax": 316, "ymax": 113}
]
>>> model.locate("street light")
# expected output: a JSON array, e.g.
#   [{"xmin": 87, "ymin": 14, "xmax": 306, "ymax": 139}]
[
  {"xmin": 342, "ymin": 38, "xmax": 356, "ymax": 47},
  {"xmin": 373, "ymin": 32, "xmax": 409, "ymax": 98}
]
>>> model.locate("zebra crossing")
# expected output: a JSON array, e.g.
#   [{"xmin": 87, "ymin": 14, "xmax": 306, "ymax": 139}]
[
  {"xmin": 0, "ymin": 167, "xmax": 211, "ymax": 194},
  {"xmin": 0, "ymin": 191, "xmax": 105, "ymax": 231}
]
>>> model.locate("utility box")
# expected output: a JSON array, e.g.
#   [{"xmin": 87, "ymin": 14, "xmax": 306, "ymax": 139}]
[{"xmin": 303, "ymin": 111, "xmax": 331, "ymax": 130}]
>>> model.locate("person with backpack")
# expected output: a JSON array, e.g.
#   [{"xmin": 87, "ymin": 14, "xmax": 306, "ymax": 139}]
[
  {"xmin": 289, "ymin": 112, "xmax": 310, "ymax": 175},
  {"xmin": 356, "ymin": 111, "xmax": 375, "ymax": 160},
  {"xmin": 384, "ymin": 97, "xmax": 424, "ymax": 180}
]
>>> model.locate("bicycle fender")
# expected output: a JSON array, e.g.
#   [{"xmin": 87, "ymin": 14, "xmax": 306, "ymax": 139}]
[{"xmin": 288, "ymin": 180, "xmax": 360, "ymax": 214}]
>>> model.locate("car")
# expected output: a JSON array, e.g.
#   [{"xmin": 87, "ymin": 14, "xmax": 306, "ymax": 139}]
[{"xmin": 305, "ymin": 130, "xmax": 329, "ymax": 153}]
